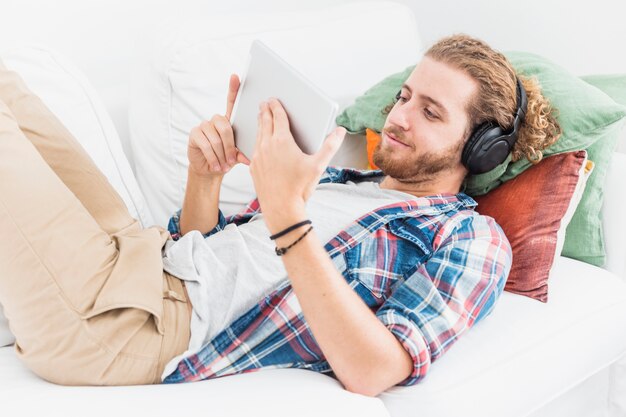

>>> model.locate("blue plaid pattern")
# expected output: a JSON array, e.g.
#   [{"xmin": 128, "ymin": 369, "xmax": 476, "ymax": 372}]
[{"xmin": 164, "ymin": 167, "xmax": 512, "ymax": 385}]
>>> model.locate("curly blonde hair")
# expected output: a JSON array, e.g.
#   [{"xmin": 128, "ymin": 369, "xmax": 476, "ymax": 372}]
[{"xmin": 424, "ymin": 34, "xmax": 561, "ymax": 164}]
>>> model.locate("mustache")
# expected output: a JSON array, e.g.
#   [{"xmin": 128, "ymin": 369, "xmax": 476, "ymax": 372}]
[{"xmin": 382, "ymin": 125, "xmax": 410, "ymax": 147}]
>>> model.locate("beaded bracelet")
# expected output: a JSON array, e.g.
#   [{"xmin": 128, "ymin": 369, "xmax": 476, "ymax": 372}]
[{"xmin": 275, "ymin": 226, "xmax": 314, "ymax": 256}]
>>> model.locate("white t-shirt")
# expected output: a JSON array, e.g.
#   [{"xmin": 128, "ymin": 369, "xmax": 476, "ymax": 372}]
[{"xmin": 160, "ymin": 179, "xmax": 415, "ymax": 380}]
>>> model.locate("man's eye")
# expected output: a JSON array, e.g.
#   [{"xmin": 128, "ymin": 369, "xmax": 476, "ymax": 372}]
[
  {"xmin": 424, "ymin": 108, "xmax": 438, "ymax": 119},
  {"xmin": 395, "ymin": 91, "xmax": 407, "ymax": 102}
]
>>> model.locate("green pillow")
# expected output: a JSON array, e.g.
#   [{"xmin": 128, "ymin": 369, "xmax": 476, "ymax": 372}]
[
  {"xmin": 336, "ymin": 53, "xmax": 626, "ymax": 267},
  {"xmin": 568, "ymin": 74, "xmax": 626, "ymax": 266},
  {"xmin": 581, "ymin": 74, "xmax": 626, "ymax": 105},
  {"xmin": 336, "ymin": 65, "xmax": 413, "ymax": 134},
  {"xmin": 474, "ymin": 54, "xmax": 626, "ymax": 267}
]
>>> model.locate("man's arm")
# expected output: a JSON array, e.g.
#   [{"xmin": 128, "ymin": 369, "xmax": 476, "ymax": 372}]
[
  {"xmin": 272, "ymin": 220, "xmax": 414, "ymax": 396},
  {"xmin": 249, "ymin": 99, "xmax": 412, "ymax": 396},
  {"xmin": 269, "ymin": 209, "xmax": 511, "ymax": 396},
  {"xmin": 179, "ymin": 169, "xmax": 223, "ymax": 236}
]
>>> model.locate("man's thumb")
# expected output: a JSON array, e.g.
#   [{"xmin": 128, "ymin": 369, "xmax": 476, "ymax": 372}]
[{"xmin": 316, "ymin": 127, "xmax": 346, "ymax": 167}]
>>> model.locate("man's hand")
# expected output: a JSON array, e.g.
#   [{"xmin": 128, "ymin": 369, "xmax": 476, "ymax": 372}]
[
  {"xmin": 249, "ymin": 98, "xmax": 346, "ymax": 233},
  {"xmin": 180, "ymin": 74, "xmax": 249, "ymax": 236},
  {"xmin": 187, "ymin": 74, "xmax": 250, "ymax": 178}
]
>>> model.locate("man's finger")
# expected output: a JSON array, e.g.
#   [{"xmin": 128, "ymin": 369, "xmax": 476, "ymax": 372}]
[
  {"xmin": 236, "ymin": 150, "xmax": 251, "ymax": 165},
  {"xmin": 260, "ymin": 101, "xmax": 274, "ymax": 140},
  {"xmin": 268, "ymin": 98, "xmax": 290, "ymax": 137},
  {"xmin": 314, "ymin": 127, "xmax": 346, "ymax": 169},
  {"xmin": 191, "ymin": 127, "xmax": 221, "ymax": 172},
  {"xmin": 200, "ymin": 122, "xmax": 228, "ymax": 170},
  {"xmin": 253, "ymin": 102, "xmax": 268, "ymax": 157},
  {"xmin": 253, "ymin": 106, "xmax": 262, "ymax": 157},
  {"xmin": 225, "ymin": 74, "xmax": 240, "ymax": 120},
  {"xmin": 213, "ymin": 115, "xmax": 237, "ymax": 165}
]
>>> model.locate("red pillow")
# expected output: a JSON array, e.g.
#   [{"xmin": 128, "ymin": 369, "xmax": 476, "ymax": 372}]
[{"xmin": 473, "ymin": 150, "xmax": 589, "ymax": 302}]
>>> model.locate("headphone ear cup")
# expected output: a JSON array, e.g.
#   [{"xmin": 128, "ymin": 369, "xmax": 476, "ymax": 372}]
[
  {"xmin": 462, "ymin": 78, "xmax": 526, "ymax": 176},
  {"xmin": 463, "ymin": 122, "xmax": 508, "ymax": 174},
  {"xmin": 462, "ymin": 122, "xmax": 494, "ymax": 168}
]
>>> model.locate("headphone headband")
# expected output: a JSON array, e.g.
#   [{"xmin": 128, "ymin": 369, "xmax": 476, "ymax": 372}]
[{"xmin": 510, "ymin": 78, "xmax": 528, "ymax": 138}]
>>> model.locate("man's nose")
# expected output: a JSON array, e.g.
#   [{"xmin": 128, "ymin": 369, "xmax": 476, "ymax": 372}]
[{"xmin": 388, "ymin": 105, "xmax": 411, "ymax": 130}]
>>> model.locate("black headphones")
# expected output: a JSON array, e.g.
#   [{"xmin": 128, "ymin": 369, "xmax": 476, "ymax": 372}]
[{"xmin": 461, "ymin": 78, "xmax": 528, "ymax": 175}]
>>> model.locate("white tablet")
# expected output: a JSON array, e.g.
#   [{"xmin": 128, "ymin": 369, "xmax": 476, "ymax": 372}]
[{"xmin": 230, "ymin": 40, "xmax": 338, "ymax": 160}]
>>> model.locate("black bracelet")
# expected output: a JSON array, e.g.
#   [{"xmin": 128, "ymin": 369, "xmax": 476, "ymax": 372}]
[
  {"xmin": 269, "ymin": 219, "xmax": 312, "ymax": 240},
  {"xmin": 275, "ymin": 226, "xmax": 314, "ymax": 256}
]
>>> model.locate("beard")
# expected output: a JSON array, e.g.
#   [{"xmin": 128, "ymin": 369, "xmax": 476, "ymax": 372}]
[{"xmin": 373, "ymin": 125, "xmax": 465, "ymax": 183}]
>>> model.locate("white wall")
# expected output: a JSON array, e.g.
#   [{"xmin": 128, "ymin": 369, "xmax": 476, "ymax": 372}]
[{"xmin": 395, "ymin": 0, "xmax": 626, "ymax": 75}]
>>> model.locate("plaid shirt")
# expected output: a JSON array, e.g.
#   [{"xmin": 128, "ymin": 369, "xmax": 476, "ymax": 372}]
[{"xmin": 164, "ymin": 167, "xmax": 511, "ymax": 386}]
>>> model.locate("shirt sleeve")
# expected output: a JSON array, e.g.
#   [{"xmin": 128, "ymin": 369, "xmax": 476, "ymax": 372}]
[
  {"xmin": 375, "ymin": 212, "xmax": 512, "ymax": 386},
  {"xmin": 167, "ymin": 198, "xmax": 262, "ymax": 241}
]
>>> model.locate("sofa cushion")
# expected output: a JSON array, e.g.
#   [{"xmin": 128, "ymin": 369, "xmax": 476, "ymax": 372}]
[
  {"xmin": 0, "ymin": 347, "xmax": 389, "ymax": 417},
  {"xmin": 128, "ymin": 1, "xmax": 422, "ymax": 226},
  {"xmin": 379, "ymin": 256, "xmax": 626, "ymax": 417}
]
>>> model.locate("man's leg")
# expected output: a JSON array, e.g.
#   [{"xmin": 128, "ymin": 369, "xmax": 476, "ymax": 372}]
[
  {"xmin": 0, "ymin": 60, "xmax": 137, "ymax": 235},
  {"xmin": 0, "ymin": 99, "xmax": 189, "ymax": 385}
]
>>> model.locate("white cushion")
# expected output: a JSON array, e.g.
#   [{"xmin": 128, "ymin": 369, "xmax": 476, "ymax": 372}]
[
  {"xmin": 609, "ymin": 354, "xmax": 626, "ymax": 416},
  {"xmin": 128, "ymin": 1, "xmax": 422, "ymax": 226},
  {"xmin": 0, "ymin": 46, "xmax": 157, "ymax": 346},
  {"xmin": 0, "ymin": 347, "xmax": 388, "ymax": 417},
  {"xmin": 2, "ymin": 46, "xmax": 155, "ymax": 228},
  {"xmin": 617, "ymin": 121, "xmax": 626, "ymax": 153},
  {"xmin": 379, "ymin": 256, "xmax": 626, "ymax": 417},
  {"xmin": 602, "ymin": 151, "xmax": 626, "ymax": 279}
]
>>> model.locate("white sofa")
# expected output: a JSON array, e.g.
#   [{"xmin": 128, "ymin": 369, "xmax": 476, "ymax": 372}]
[{"xmin": 1, "ymin": 2, "xmax": 626, "ymax": 416}]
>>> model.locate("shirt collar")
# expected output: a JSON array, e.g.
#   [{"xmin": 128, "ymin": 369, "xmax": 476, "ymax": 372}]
[{"xmin": 320, "ymin": 166, "xmax": 477, "ymax": 211}]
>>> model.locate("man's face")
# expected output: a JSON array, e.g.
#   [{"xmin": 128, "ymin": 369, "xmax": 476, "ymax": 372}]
[{"xmin": 373, "ymin": 56, "xmax": 478, "ymax": 183}]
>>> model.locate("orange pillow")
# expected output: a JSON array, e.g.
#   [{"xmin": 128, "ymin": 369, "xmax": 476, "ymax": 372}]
[
  {"xmin": 474, "ymin": 150, "xmax": 590, "ymax": 302},
  {"xmin": 366, "ymin": 128, "xmax": 381, "ymax": 170}
]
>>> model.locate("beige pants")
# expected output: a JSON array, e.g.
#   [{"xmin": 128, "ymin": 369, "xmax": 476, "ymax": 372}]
[{"xmin": 0, "ymin": 62, "xmax": 190, "ymax": 385}]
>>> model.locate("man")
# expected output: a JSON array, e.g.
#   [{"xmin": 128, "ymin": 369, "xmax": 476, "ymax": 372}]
[{"xmin": 0, "ymin": 34, "xmax": 558, "ymax": 394}]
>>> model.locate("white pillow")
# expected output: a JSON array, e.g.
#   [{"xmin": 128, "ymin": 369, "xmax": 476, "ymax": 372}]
[
  {"xmin": 0, "ymin": 45, "xmax": 155, "ymax": 346},
  {"xmin": 2, "ymin": 46, "xmax": 155, "ymax": 228},
  {"xmin": 602, "ymin": 151, "xmax": 626, "ymax": 280},
  {"xmin": 129, "ymin": 1, "xmax": 422, "ymax": 227}
]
